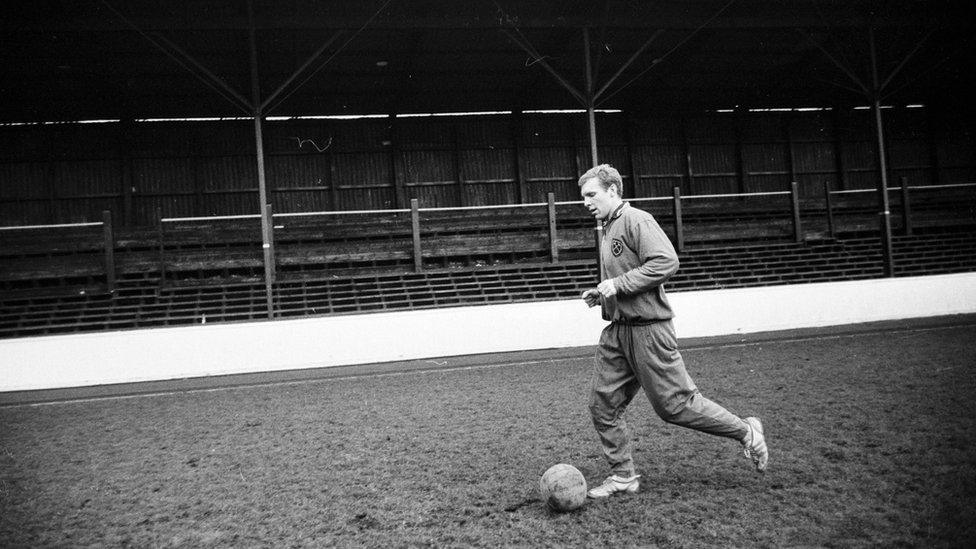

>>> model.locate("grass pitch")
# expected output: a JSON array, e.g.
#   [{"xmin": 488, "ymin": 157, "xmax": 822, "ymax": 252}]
[{"xmin": 2, "ymin": 318, "xmax": 976, "ymax": 547}]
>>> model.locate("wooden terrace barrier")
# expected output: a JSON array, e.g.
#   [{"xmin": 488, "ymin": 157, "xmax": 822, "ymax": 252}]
[
  {"xmin": 0, "ymin": 211, "xmax": 116, "ymax": 295},
  {"xmin": 2, "ymin": 183, "xmax": 974, "ymax": 318}
]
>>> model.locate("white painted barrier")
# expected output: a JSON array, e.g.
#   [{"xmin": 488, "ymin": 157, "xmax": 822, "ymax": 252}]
[{"xmin": 2, "ymin": 272, "xmax": 976, "ymax": 392}]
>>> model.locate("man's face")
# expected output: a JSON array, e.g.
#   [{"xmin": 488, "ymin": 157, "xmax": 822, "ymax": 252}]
[{"xmin": 580, "ymin": 178, "xmax": 620, "ymax": 221}]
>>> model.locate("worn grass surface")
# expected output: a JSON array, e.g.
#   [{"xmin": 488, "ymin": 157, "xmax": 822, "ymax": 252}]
[{"xmin": 2, "ymin": 321, "xmax": 976, "ymax": 547}]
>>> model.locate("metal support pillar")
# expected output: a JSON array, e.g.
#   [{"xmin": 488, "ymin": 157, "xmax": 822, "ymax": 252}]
[
  {"xmin": 583, "ymin": 28, "xmax": 599, "ymax": 167},
  {"xmin": 582, "ymin": 28, "xmax": 602, "ymax": 278},
  {"xmin": 248, "ymin": 0, "xmax": 275, "ymax": 318},
  {"xmin": 803, "ymin": 24, "xmax": 931, "ymax": 277},
  {"xmin": 870, "ymin": 29, "xmax": 894, "ymax": 277}
]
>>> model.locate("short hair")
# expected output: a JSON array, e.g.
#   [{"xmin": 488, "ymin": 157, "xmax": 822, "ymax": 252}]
[{"xmin": 577, "ymin": 164, "xmax": 623, "ymax": 197}]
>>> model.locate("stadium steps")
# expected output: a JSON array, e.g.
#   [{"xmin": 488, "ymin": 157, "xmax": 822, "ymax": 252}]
[{"xmin": 1, "ymin": 229, "xmax": 975, "ymax": 339}]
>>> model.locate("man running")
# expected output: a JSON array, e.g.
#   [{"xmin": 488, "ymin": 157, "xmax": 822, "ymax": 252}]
[{"xmin": 578, "ymin": 164, "xmax": 769, "ymax": 499}]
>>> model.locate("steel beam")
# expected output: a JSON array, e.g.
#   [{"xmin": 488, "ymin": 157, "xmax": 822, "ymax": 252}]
[
  {"xmin": 596, "ymin": 0, "xmax": 736, "ymax": 106},
  {"xmin": 797, "ymin": 29, "xmax": 870, "ymax": 96},
  {"xmin": 99, "ymin": 0, "xmax": 252, "ymax": 114},
  {"xmin": 500, "ymin": 28, "xmax": 586, "ymax": 105},
  {"xmin": 261, "ymin": 31, "xmax": 345, "ymax": 112},
  {"xmin": 593, "ymin": 30, "xmax": 664, "ymax": 102}
]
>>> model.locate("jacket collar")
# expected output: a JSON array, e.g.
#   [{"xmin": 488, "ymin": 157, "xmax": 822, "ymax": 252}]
[{"xmin": 603, "ymin": 202, "xmax": 628, "ymax": 227}]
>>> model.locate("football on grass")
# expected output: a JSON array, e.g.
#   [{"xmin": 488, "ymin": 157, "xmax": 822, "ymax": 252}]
[{"xmin": 539, "ymin": 463, "xmax": 587, "ymax": 512}]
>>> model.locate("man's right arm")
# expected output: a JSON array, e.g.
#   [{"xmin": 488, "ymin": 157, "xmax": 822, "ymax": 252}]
[{"xmin": 609, "ymin": 219, "xmax": 678, "ymax": 296}]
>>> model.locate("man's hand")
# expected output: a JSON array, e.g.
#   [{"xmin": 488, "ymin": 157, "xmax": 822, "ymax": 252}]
[
  {"xmin": 581, "ymin": 288, "xmax": 601, "ymax": 308},
  {"xmin": 597, "ymin": 278, "xmax": 617, "ymax": 298}
]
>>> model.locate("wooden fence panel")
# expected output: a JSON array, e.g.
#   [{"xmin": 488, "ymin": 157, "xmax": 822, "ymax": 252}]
[
  {"xmin": 333, "ymin": 152, "xmax": 395, "ymax": 210},
  {"xmin": 936, "ymin": 131, "xmax": 976, "ymax": 183},
  {"xmin": 792, "ymin": 141, "xmax": 837, "ymax": 196},
  {"xmin": 742, "ymin": 142, "xmax": 790, "ymax": 193},
  {"xmin": 268, "ymin": 154, "xmax": 332, "ymax": 213},
  {"xmin": 593, "ymin": 144, "xmax": 631, "ymax": 191},
  {"xmin": 842, "ymin": 140, "xmax": 878, "ymax": 190},
  {"xmin": 198, "ymin": 156, "xmax": 258, "ymax": 216},
  {"xmin": 889, "ymin": 139, "xmax": 932, "ymax": 187},
  {"xmin": 522, "ymin": 146, "xmax": 578, "ymax": 202},
  {"xmin": 130, "ymin": 157, "xmax": 195, "ymax": 223},
  {"xmin": 0, "ymin": 162, "xmax": 51, "ymax": 224},
  {"xmin": 398, "ymin": 149, "xmax": 458, "ymax": 208},
  {"xmin": 459, "ymin": 148, "xmax": 518, "ymax": 206},
  {"xmin": 633, "ymin": 144, "xmax": 683, "ymax": 198},
  {"xmin": 689, "ymin": 143, "xmax": 737, "ymax": 195},
  {"xmin": 1, "ymin": 108, "xmax": 974, "ymax": 228}
]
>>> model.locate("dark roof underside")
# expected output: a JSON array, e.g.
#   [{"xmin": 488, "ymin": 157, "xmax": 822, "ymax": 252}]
[{"xmin": 2, "ymin": 0, "xmax": 975, "ymax": 121}]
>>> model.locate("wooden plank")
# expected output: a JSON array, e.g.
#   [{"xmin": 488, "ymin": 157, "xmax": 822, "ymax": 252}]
[
  {"xmin": 411, "ymin": 198, "xmax": 422, "ymax": 272},
  {"xmin": 548, "ymin": 192, "xmax": 558, "ymax": 263}
]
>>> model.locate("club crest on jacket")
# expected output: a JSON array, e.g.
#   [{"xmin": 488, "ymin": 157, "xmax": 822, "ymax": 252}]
[{"xmin": 610, "ymin": 238, "xmax": 624, "ymax": 257}]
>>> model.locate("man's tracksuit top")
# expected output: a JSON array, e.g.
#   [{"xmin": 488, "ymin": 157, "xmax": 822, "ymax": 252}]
[{"xmin": 599, "ymin": 202, "xmax": 679, "ymax": 324}]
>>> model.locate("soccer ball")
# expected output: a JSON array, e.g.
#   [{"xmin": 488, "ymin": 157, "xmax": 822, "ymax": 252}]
[{"xmin": 539, "ymin": 463, "xmax": 587, "ymax": 512}]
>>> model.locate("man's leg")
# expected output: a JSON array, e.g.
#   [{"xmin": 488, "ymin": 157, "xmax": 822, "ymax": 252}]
[
  {"xmin": 630, "ymin": 321, "xmax": 749, "ymax": 440},
  {"xmin": 588, "ymin": 323, "xmax": 643, "ymax": 478}
]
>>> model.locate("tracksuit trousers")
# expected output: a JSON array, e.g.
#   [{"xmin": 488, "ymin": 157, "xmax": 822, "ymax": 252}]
[{"xmin": 588, "ymin": 320, "xmax": 749, "ymax": 477}]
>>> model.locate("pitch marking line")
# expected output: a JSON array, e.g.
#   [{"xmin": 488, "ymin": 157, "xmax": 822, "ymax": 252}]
[{"xmin": 8, "ymin": 322, "xmax": 970, "ymax": 409}]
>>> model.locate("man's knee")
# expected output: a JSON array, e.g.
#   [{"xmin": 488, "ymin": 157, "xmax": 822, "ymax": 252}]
[
  {"xmin": 655, "ymin": 406, "xmax": 685, "ymax": 425},
  {"xmin": 588, "ymin": 395, "xmax": 622, "ymax": 428},
  {"xmin": 588, "ymin": 399, "xmax": 611, "ymax": 423},
  {"xmin": 652, "ymin": 394, "xmax": 694, "ymax": 424}
]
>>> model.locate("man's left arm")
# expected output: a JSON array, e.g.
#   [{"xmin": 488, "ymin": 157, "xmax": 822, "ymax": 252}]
[{"xmin": 601, "ymin": 219, "xmax": 679, "ymax": 297}]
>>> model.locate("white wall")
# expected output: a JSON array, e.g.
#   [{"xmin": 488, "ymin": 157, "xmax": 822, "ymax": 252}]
[{"xmin": 3, "ymin": 272, "xmax": 976, "ymax": 392}]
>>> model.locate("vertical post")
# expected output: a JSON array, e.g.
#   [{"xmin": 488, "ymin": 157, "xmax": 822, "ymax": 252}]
[
  {"xmin": 191, "ymin": 154, "xmax": 205, "ymax": 216},
  {"xmin": 832, "ymin": 107, "xmax": 848, "ymax": 190},
  {"xmin": 46, "ymin": 161, "xmax": 57, "ymax": 224},
  {"xmin": 625, "ymin": 115, "xmax": 640, "ymax": 197},
  {"xmin": 735, "ymin": 106, "xmax": 747, "ymax": 195},
  {"xmin": 583, "ymin": 28, "xmax": 598, "ymax": 167},
  {"xmin": 682, "ymin": 120, "xmax": 694, "ymax": 193},
  {"xmin": 156, "ymin": 206, "xmax": 166, "ymax": 286},
  {"xmin": 586, "ymin": 110, "xmax": 598, "ymax": 167},
  {"xmin": 870, "ymin": 28, "xmax": 895, "ymax": 278},
  {"xmin": 388, "ymin": 114, "xmax": 406, "ymax": 209},
  {"xmin": 511, "ymin": 110, "xmax": 528, "ymax": 204},
  {"xmin": 411, "ymin": 198, "xmax": 422, "ymax": 272},
  {"xmin": 823, "ymin": 180, "xmax": 835, "ymax": 238},
  {"xmin": 926, "ymin": 108, "xmax": 941, "ymax": 186},
  {"xmin": 583, "ymin": 28, "xmax": 602, "ymax": 278},
  {"xmin": 785, "ymin": 116, "xmax": 797, "ymax": 185},
  {"xmin": 102, "ymin": 210, "xmax": 116, "ymax": 294},
  {"xmin": 791, "ymin": 181, "xmax": 803, "ymax": 242},
  {"xmin": 673, "ymin": 186, "xmax": 685, "ymax": 252},
  {"xmin": 547, "ymin": 192, "xmax": 559, "ymax": 263},
  {"xmin": 118, "ymin": 118, "xmax": 135, "ymax": 227},
  {"xmin": 254, "ymin": 111, "xmax": 275, "ymax": 318},
  {"xmin": 327, "ymin": 150, "xmax": 340, "ymax": 210},
  {"xmin": 264, "ymin": 201, "xmax": 276, "ymax": 279},
  {"xmin": 900, "ymin": 176, "xmax": 913, "ymax": 236},
  {"xmin": 248, "ymin": 0, "xmax": 275, "ymax": 317},
  {"xmin": 453, "ymin": 125, "xmax": 466, "ymax": 207}
]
